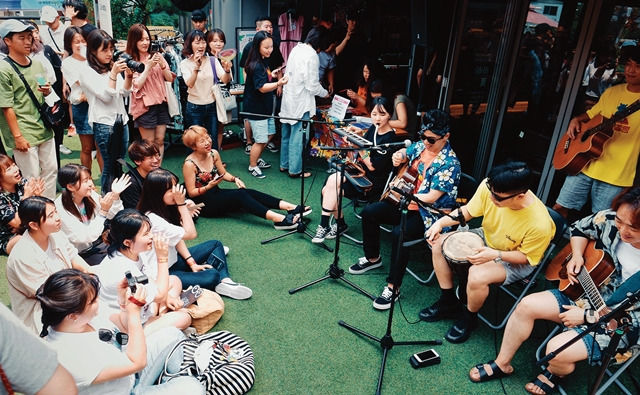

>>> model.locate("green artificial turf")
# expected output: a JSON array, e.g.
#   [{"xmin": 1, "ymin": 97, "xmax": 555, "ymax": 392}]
[{"xmin": 1, "ymin": 129, "xmax": 637, "ymax": 394}]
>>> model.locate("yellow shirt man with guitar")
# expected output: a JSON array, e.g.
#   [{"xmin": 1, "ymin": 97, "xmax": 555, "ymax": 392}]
[
  {"xmin": 553, "ymin": 45, "xmax": 640, "ymax": 218},
  {"xmin": 468, "ymin": 186, "xmax": 640, "ymax": 394}
]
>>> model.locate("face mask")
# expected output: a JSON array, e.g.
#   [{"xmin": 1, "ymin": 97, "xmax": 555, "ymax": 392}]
[{"xmin": 79, "ymin": 44, "xmax": 87, "ymax": 58}]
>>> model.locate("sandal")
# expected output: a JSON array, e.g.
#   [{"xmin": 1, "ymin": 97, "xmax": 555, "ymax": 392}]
[
  {"xmin": 469, "ymin": 360, "xmax": 513, "ymax": 383},
  {"xmin": 289, "ymin": 172, "xmax": 312, "ymax": 178},
  {"xmin": 525, "ymin": 369, "xmax": 562, "ymax": 394}
]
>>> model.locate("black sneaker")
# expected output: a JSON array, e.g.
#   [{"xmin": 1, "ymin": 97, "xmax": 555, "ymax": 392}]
[
  {"xmin": 267, "ymin": 141, "xmax": 279, "ymax": 153},
  {"xmin": 349, "ymin": 256, "xmax": 382, "ymax": 274},
  {"xmin": 257, "ymin": 158, "xmax": 271, "ymax": 169},
  {"xmin": 372, "ymin": 286, "xmax": 399, "ymax": 310},
  {"xmin": 445, "ymin": 314, "xmax": 478, "ymax": 344},
  {"xmin": 326, "ymin": 222, "xmax": 349, "ymax": 239},
  {"xmin": 418, "ymin": 299, "xmax": 462, "ymax": 322},
  {"xmin": 312, "ymin": 225, "xmax": 330, "ymax": 243},
  {"xmin": 274, "ymin": 213, "xmax": 298, "ymax": 230},
  {"xmin": 245, "ymin": 144, "xmax": 252, "ymax": 155}
]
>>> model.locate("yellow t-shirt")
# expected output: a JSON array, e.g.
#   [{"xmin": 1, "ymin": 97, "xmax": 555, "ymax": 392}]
[
  {"xmin": 465, "ymin": 180, "xmax": 555, "ymax": 266},
  {"xmin": 584, "ymin": 84, "xmax": 640, "ymax": 186}
]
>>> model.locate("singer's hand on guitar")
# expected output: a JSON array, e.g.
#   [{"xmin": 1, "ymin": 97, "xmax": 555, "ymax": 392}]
[
  {"xmin": 559, "ymin": 305, "xmax": 586, "ymax": 328},
  {"xmin": 392, "ymin": 149, "xmax": 407, "ymax": 167},
  {"xmin": 566, "ymin": 117, "xmax": 582, "ymax": 140},
  {"xmin": 565, "ymin": 254, "xmax": 584, "ymax": 285}
]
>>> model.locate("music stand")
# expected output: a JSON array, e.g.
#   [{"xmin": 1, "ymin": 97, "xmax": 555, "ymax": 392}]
[{"xmin": 338, "ymin": 192, "xmax": 442, "ymax": 394}]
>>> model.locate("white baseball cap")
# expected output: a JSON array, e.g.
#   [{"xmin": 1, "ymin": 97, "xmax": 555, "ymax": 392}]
[
  {"xmin": 0, "ymin": 19, "xmax": 35, "ymax": 39},
  {"xmin": 40, "ymin": 6, "xmax": 59, "ymax": 23}
]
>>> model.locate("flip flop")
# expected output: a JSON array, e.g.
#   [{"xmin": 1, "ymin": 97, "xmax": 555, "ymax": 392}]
[
  {"xmin": 289, "ymin": 172, "xmax": 311, "ymax": 178},
  {"xmin": 469, "ymin": 360, "xmax": 513, "ymax": 383}
]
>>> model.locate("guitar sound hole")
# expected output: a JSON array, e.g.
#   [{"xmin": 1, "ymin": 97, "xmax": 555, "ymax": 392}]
[{"xmin": 559, "ymin": 266, "xmax": 568, "ymax": 280}]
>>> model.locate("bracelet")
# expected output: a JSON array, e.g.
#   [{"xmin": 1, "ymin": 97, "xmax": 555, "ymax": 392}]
[
  {"xmin": 186, "ymin": 259, "xmax": 195, "ymax": 267},
  {"xmin": 158, "ymin": 258, "xmax": 168, "ymax": 264},
  {"xmin": 13, "ymin": 135, "xmax": 23, "ymax": 139},
  {"xmin": 127, "ymin": 296, "xmax": 145, "ymax": 307},
  {"xmin": 108, "ymin": 75, "xmax": 117, "ymax": 82},
  {"xmin": 161, "ymin": 65, "xmax": 166, "ymax": 70},
  {"xmin": 194, "ymin": 69, "xmax": 201, "ymax": 72},
  {"xmin": 231, "ymin": 176, "xmax": 236, "ymax": 182},
  {"xmin": 198, "ymin": 187, "xmax": 203, "ymax": 194},
  {"xmin": 185, "ymin": 256, "xmax": 193, "ymax": 261},
  {"xmin": 176, "ymin": 202, "xmax": 187, "ymax": 206}
]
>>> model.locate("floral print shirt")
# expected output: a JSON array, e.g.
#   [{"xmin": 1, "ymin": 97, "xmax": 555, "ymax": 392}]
[{"xmin": 0, "ymin": 180, "xmax": 25, "ymax": 254}]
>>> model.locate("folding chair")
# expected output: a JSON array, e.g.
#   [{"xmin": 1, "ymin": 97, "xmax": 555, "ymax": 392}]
[
  {"xmin": 477, "ymin": 207, "xmax": 568, "ymax": 330},
  {"xmin": 405, "ymin": 172, "xmax": 480, "ymax": 284},
  {"xmin": 535, "ymin": 325, "xmax": 640, "ymax": 394}
]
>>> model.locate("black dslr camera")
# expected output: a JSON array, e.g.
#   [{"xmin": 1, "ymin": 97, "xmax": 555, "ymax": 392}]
[
  {"xmin": 125, "ymin": 271, "xmax": 148, "ymax": 293},
  {"xmin": 113, "ymin": 51, "xmax": 145, "ymax": 73}
]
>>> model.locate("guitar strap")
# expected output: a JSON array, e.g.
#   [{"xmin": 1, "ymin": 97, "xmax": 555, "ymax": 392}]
[{"xmin": 606, "ymin": 269, "xmax": 640, "ymax": 306}]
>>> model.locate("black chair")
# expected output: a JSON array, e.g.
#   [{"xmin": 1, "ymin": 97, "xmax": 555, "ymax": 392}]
[{"xmin": 477, "ymin": 207, "xmax": 568, "ymax": 330}]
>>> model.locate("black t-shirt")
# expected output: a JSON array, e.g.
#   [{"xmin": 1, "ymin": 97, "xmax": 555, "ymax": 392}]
[
  {"xmin": 242, "ymin": 59, "xmax": 273, "ymax": 120},
  {"xmin": 362, "ymin": 126, "xmax": 398, "ymax": 193},
  {"xmin": 80, "ymin": 23, "xmax": 97, "ymax": 40},
  {"xmin": 120, "ymin": 168, "xmax": 143, "ymax": 209},
  {"xmin": 239, "ymin": 40, "xmax": 284, "ymax": 71}
]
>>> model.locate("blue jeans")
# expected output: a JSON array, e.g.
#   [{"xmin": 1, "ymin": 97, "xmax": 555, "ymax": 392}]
[
  {"xmin": 185, "ymin": 101, "xmax": 218, "ymax": 150},
  {"xmin": 132, "ymin": 326, "xmax": 205, "ymax": 394},
  {"xmin": 280, "ymin": 112, "xmax": 310, "ymax": 175},
  {"xmin": 169, "ymin": 240, "xmax": 230, "ymax": 290},
  {"xmin": 93, "ymin": 122, "xmax": 129, "ymax": 194},
  {"xmin": 556, "ymin": 172, "xmax": 625, "ymax": 213}
]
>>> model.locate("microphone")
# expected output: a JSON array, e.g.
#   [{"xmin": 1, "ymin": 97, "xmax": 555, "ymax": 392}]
[{"xmin": 375, "ymin": 139, "xmax": 412, "ymax": 149}]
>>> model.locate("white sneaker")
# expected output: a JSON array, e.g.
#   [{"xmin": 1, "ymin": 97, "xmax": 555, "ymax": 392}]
[
  {"xmin": 215, "ymin": 280, "xmax": 253, "ymax": 300},
  {"xmin": 223, "ymin": 246, "xmax": 230, "ymax": 255},
  {"xmin": 59, "ymin": 144, "xmax": 72, "ymax": 155},
  {"xmin": 92, "ymin": 150, "xmax": 97, "ymax": 159}
]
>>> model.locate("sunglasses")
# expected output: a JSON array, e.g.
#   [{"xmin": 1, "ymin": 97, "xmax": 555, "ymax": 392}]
[
  {"xmin": 485, "ymin": 181, "xmax": 524, "ymax": 202},
  {"xmin": 99, "ymin": 328, "xmax": 129, "ymax": 347},
  {"xmin": 419, "ymin": 133, "xmax": 445, "ymax": 144}
]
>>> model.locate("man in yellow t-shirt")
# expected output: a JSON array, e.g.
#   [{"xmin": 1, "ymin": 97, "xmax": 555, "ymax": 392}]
[
  {"xmin": 421, "ymin": 161, "xmax": 555, "ymax": 344},
  {"xmin": 554, "ymin": 45, "xmax": 640, "ymax": 218}
]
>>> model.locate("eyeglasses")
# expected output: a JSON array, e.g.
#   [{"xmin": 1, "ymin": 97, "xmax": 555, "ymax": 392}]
[
  {"xmin": 99, "ymin": 328, "xmax": 129, "ymax": 348},
  {"xmin": 485, "ymin": 181, "xmax": 524, "ymax": 202}
]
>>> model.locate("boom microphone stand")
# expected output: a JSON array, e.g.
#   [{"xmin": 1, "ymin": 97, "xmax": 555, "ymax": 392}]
[
  {"xmin": 289, "ymin": 144, "xmax": 375, "ymax": 299},
  {"xmin": 339, "ymin": 189, "xmax": 443, "ymax": 395},
  {"xmin": 537, "ymin": 289, "xmax": 640, "ymax": 395}
]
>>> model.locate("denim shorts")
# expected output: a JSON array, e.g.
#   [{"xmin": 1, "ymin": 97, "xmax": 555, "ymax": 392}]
[
  {"xmin": 467, "ymin": 227, "xmax": 536, "ymax": 285},
  {"xmin": 72, "ymin": 102, "xmax": 92, "ymax": 135},
  {"xmin": 556, "ymin": 172, "xmax": 625, "ymax": 213},
  {"xmin": 248, "ymin": 118, "xmax": 275, "ymax": 143},
  {"xmin": 134, "ymin": 102, "xmax": 171, "ymax": 128}
]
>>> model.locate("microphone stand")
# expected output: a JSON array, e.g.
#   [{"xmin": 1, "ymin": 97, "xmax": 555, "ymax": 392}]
[
  {"xmin": 289, "ymin": 144, "xmax": 375, "ymax": 300},
  {"xmin": 339, "ymin": 190, "xmax": 442, "ymax": 395},
  {"xmin": 240, "ymin": 111, "xmax": 350, "ymax": 252},
  {"xmin": 536, "ymin": 289, "xmax": 640, "ymax": 395}
]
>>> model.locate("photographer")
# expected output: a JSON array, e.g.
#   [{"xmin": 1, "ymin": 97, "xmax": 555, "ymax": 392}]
[
  {"xmin": 79, "ymin": 29, "xmax": 132, "ymax": 194},
  {"xmin": 126, "ymin": 24, "xmax": 174, "ymax": 164}
]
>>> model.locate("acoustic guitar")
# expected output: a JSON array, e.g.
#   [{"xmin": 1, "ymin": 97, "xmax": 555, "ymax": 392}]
[
  {"xmin": 545, "ymin": 240, "xmax": 615, "ymax": 302},
  {"xmin": 552, "ymin": 99, "xmax": 640, "ymax": 175},
  {"xmin": 380, "ymin": 164, "xmax": 418, "ymax": 205}
]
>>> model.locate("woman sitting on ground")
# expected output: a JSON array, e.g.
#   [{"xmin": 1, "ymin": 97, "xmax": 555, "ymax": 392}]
[
  {"xmin": 6, "ymin": 196, "xmax": 90, "ymax": 334},
  {"xmin": 312, "ymin": 96, "xmax": 398, "ymax": 243},
  {"xmin": 0, "ymin": 154, "xmax": 44, "ymax": 255},
  {"xmin": 138, "ymin": 169, "xmax": 252, "ymax": 299},
  {"xmin": 55, "ymin": 164, "xmax": 130, "ymax": 265},
  {"xmin": 182, "ymin": 125, "xmax": 310, "ymax": 230},
  {"xmin": 93, "ymin": 209, "xmax": 192, "ymax": 334},
  {"xmin": 38, "ymin": 269, "xmax": 204, "ymax": 394}
]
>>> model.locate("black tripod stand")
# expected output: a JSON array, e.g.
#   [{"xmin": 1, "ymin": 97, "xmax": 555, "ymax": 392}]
[
  {"xmin": 239, "ymin": 111, "xmax": 336, "ymax": 252},
  {"xmin": 537, "ymin": 289, "xmax": 640, "ymax": 395},
  {"xmin": 289, "ymin": 148, "xmax": 375, "ymax": 299},
  {"xmin": 338, "ymin": 193, "xmax": 442, "ymax": 394}
]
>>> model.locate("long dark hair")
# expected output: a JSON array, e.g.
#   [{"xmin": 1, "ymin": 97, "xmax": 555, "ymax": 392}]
[
  {"xmin": 104, "ymin": 209, "xmax": 151, "ymax": 257},
  {"xmin": 244, "ymin": 31, "xmax": 272, "ymax": 77},
  {"xmin": 86, "ymin": 29, "xmax": 115, "ymax": 74},
  {"xmin": 137, "ymin": 169, "xmax": 180, "ymax": 225},
  {"xmin": 16, "ymin": 196, "xmax": 55, "ymax": 234},
  {"xmin": 37, "ymin": 269, "xmax": 100, "ymax": 337},
  {"xmin": 58, "ymin": 164, "xmax": 97, "ymax": 221},
  {"xmin": 63, "ymin": 26, "xmax": 84, "ymax": 56}
]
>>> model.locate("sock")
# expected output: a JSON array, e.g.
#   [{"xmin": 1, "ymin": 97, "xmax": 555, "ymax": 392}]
[
  {"xmin": 320, "ymin": 215, "xmax": 330, "ymax": 228},
  {"xmin": 441, "ymin": 288, "xmax": 457, "ymax": 304}
]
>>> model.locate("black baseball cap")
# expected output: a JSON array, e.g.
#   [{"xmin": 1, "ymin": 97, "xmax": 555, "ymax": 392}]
[{"xmin": 191, "ymin": 9, "xmax": 206, "ymax": 21}]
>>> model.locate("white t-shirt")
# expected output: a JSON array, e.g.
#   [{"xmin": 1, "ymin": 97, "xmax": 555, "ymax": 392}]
[
  {"xmin": 62, "ymin": 56, "xmax": 88, "ymax": 105},
  {"xmin": 93, "ymin": 251, "xmax": 158, "ymax": 324},
  {"xmin": 46, "ymin": 312, "xmax": 135, "ymax": 394},
  {"xmin": 615, "ymin": 241, "xmax": 640, "ymax": 282},
  {"xmin": 146, "ymin": 212, "xmax": 185, "ymax": 268}
]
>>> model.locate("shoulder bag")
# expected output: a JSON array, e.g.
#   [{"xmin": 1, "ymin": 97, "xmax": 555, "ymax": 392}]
[
  {"xmin": 4, "ymin": 57, "xmax": 65, "ymax": 129},
  {"xmin": 210, "ymin": 57, "xmax": 237, "ymax": 124}
]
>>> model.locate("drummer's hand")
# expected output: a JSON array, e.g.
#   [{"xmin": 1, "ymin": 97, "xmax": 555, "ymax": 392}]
[
  {"xmin": 425, "ymin": 222, "xmax": 443, "ymax": 245},
  {"xmin": 467, "ymin": 246, "xmax": 497, "ymax": 265}
]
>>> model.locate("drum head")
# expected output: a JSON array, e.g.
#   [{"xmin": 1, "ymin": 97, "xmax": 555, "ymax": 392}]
[{"xmin": 442, "ymin": 232, "xmax": 484, "ymax": 264}]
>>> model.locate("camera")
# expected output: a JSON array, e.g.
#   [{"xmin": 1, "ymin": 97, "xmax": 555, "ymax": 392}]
[
  {"xmin": 113, "ymin": 51, "xmax": 145, "ymax": 73},
  {"xmin": 151, "ymin": 42, "xmax": 161, "ymax": 53},
  {"xmin": 125, "ymin": 270, "xmax": 148, "ymax": 293}
]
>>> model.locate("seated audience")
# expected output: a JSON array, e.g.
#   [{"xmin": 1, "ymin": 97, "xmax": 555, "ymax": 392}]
[
  {"xmin": 182, "ymin": 126, "xmax": 307, "ymax": 229},
  {"xmin": 94, "ymin": 209, "xmax": 191, "ymax": 334},
  {"xmin": 55, "ymin": 164, "xmax": 130, "ymax": 265},
  {"xmin": 422, "ymin": 161, "xmax": 555, "ymax": 343},
  {"xmin": 349, "ymin": 110, "xmax": 460, "ymax": 311},
  {"xmin": 0, "ymin": 154, "xmax": 44, "ymax": 255},
  {"xmin": 120, "ymin": 139, "xmax": 161, "ymax": 209},
  {"xmin": 139, "ymin": 169, "xmax": 253, "ymax": 299},
  {"xmin": 312, "ymin": 96, "xmax": 397, "ymax": 243},
  {"xmin": 367, "ymin": 79, "xmax": 418, "ymax": 138},
  {"xmin": 468, "ymin": 187, "xmax": 640, "ymax": 394},
  {"xmin": 6, "ymin": 196, "xmax": 90, "ymax": 333},
  {"xmin": 38, "ymin": 269, "xmax": 204, "ymax": 394},
  {"xmin": 346, "ymin": 59, "xmax": 383, "ymax": 114}
]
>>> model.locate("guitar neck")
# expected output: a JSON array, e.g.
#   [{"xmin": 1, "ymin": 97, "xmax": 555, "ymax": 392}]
[
  {"xmin": 584, "ymin": 100, "xmax": 640, "ymax": 139},
  {"xmin": 577, "ymin": 267, "xmax": 607, "ymax": 312}
]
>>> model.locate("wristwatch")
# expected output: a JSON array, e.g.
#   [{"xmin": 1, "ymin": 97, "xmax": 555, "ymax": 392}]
[
  {"xmin": 585, "ymin": 309, "xmax": 597, "ymax": 324},
  {"xmin": 494, "ymin": 250, "xmax": 502, "ymax": 262}
]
